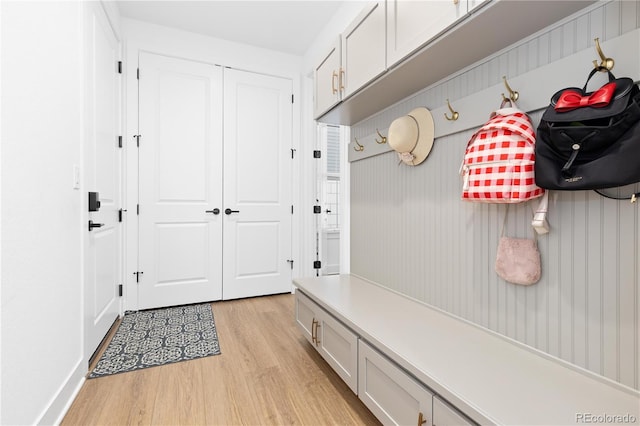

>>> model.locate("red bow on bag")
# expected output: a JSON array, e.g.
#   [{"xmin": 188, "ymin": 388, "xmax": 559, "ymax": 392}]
[{"xmin": 554, "ymin": 82, "xmax": 616, "ymax": 112}]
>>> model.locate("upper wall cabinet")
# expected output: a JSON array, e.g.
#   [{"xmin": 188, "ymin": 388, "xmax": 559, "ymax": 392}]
[
  {"xmin": 316, "ymin": 0, "xmax": 597, "ymax": 125},
  {"xmin": 387, "ymin": 0, "xmax": 464, "ymax": 67},
  {"xmin": 313, "ymin": 37, "xmax": 341, "ymax": 118},
  {"xmin": 341, "ymin": 2, "xmax": 386, "ymax": 98},
  {"xmin": 314, "ymin": 2, "xmax": 386, "ymax": 119}
]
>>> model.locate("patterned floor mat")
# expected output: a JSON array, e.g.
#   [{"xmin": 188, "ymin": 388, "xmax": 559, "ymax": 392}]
[{"xmin": 89, "ymin": 303, "xmax": 221, "ymax": 378}]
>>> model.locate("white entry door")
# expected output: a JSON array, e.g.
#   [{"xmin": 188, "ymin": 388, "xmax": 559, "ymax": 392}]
[
  {"xmin": 138, "ymin": 52, "xmax": 223, "ymax": 310},
  {"xmin": 84, "ymin": 3, "xmax": 121, "ymax": 359},
  {"xmin": 222, "ymin": 69, "xmax": 293, "ymax": 299}
]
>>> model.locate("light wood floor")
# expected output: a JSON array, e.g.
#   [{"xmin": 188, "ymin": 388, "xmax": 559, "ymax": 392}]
[{"xmin": 62, "ymin": 293, "xmax": 380, "ymax": 425}]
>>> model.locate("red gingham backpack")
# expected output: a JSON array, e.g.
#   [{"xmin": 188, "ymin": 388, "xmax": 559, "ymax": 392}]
[{"xmin": 460, "ymin": 103, "xmax": 544, "ymax": 203}]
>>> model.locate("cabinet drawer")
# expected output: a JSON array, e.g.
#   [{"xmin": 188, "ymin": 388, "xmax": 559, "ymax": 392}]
[
  {"xmin": 359, "ymin": 340, "xmax": 433, "ymax": 426},
  {"xmin": 433, "ymin": 396, "xmax": 474, "ymax": 426},
  {"xmin": 295, "ymin": 290, "xmax": 359, "ymax": 394},
  {"xmin": 318, "ymin": 308, "xmax": 359, "ymax": 393},
  {"xmin": 295, "ymin": 291, "xmax": 319, "ymax": 345}
]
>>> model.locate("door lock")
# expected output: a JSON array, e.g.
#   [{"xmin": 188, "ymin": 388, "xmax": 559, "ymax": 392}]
[
  {"xmin": 206, "ymin": 208, "xmax": 220, "ymax": 215},
  {"xmin": 225, "ymin": 208, "xmax": 240, "ymax": 215},
  {"xmin": 88, "ymin": 220, "xmax": 104, "ymax": 231}
]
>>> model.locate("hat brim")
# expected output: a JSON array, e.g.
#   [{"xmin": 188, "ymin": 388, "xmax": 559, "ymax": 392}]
[{"xmin": 402, "ymin": 107, "xmax": 435, "ymax": 166}]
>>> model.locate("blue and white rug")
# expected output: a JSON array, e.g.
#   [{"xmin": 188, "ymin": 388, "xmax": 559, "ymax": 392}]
[{"xmin": 89, "ymin": 303, "xmax": 221, "ymax": 378}]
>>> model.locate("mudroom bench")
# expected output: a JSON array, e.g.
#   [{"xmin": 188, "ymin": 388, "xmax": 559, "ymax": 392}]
[{"xmin": 293, "ymin": 274, "xmax": 640, "ymax": 425}]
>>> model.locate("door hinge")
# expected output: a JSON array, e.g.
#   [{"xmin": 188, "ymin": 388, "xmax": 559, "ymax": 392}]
[
  {"xmin": 118, "ymin": 61, "xmax": 122, "ymax": 74},
  {"xmin": 118, "ymin": 135, "xmax": 123, "ymax": 148},
  {"xmin": 137, "ymin": 204, "xmax": 140, "ymax": 215},
  {"xmin": 118, "ymin": 208, "xmax": 127, "ymax": 222},
  {"xmin": 287, "ymin": 259, "xmax": 294, "ymax": 270},
  {"xmin": 313, "ymin": 261, "xmax": 321, "ymax": 269},
  {"xmin": 291, "ymin": 94, "xmax": 294, "ymax": 103},
  {"xmin": 137, "ymin": 68, "xmax": 140, "ymax": 79},
  {"xmin": 118, "ymin": 284, "xmax": 123, "ymax": 297},
  {"xmin": 313, "ymin": 150, "xmax": 321, "ymax": 158},
  {"xmin": 133, "ymin": 271, "xmax": 144, "ymax": 283},
  {"xmin": 291, "ymin": 148, "xmax": 296, "ymax": 159},
  {"xmin": 134, "ymin": 134, "xmax": 141, "ymax": 147},
  {"xmin": 291, "ymin": 205, "xmax": 294, "ymax": 214},
  {"xmin": 313, "ymin": 205, "xmax": 321, "ymax": 214}
]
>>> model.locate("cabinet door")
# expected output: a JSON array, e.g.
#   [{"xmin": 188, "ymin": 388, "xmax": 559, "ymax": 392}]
[
  {"xmin": 314, "ymin": 37, "xmax": 341, "ymax": 118},
  {"xmin": 318, "ymin": 309, "xmax": 359, "ymax": 394},
  {"xmin": 433, "ymin": 396, "xmax": 473, "ymax": 426},
  {"xmin": 467, "ymin": 0, "xmax": 488, "ymax": 13},
  {"xmin": 295, "ymin": 291, "xmax": 320, "ymax": 346},
  {"xmin": 341, "ymin": 1, "xmax": 386, "ymax": 98},
  {"xmin": 387, "ymin": 0, "xmax": 464, "ymax": 66},
  {"xmin": 359, "ymin": 340, "xmax": 433, "ymax": 426}
]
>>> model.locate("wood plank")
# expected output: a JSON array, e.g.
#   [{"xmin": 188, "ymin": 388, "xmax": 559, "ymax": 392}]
[{"xmin": 61, "ymin": 294, "xmax": 380, "ymax": 425}]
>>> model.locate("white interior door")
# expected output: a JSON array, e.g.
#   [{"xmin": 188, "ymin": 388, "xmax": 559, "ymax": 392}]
[
  {"xmin": 84, "ymin": 3, "xmax": 121, "ymax": 360},
  {"xmin": 138, "ymin": 52, "xmax": 223, "ymax": 310},
  {"xmin": 222, "ymin": 68, "xmax": 293, "ymax": 299}
]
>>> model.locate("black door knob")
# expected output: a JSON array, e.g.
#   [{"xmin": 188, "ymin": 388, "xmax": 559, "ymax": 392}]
[
  {"xmin": 88, "ymin": 220, "xmax": 104, "ymax": 231},
  {"xmin": 206, "ymin": 208, "xmax": 220, "ymax": 215},
  {"xmin": 225, "ymin": 208, "xmax": 240, "ymax": 215}
]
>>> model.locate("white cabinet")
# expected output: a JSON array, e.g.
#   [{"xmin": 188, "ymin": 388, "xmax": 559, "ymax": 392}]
[
  {"xmin": 387, "ymin": 0, "xmax": 464, "ymax": 66},
  {"xmin": 314, "ymin": 2, "xmax": 386, "ymax": 119},
  {"xmin": 313, "ymin": 37, "xmax": 341, "ymax": 119},
  {"xmin": 433, "ymin": 396, "xmax": 474, "ymax": 426},
  {"xmin": 467, "ymin": 0, "xmax": 488, "ymax": 13},
  {"xmin": 295, "ymin": 291, "xmax": 359, "ymax": 393},
  {"xmin": 313, "ymin": 37, "xmax": 342, "ymax": 117},
  {"xmin": 341, "ymin": 1, "xmax": 386, "ymax": 98},
  {"xmin": 358, "ymin": 340, "xmax": 434, "ymax": 426}
]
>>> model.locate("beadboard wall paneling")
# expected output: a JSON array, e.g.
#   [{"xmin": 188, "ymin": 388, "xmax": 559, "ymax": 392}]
[{"xmin": 351, "ymin": 1, "xmax": 639, "ymax": 390}]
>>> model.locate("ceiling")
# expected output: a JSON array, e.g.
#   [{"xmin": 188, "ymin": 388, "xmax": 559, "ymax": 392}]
[{"xmin": 115, "ymin": 1, "xmax": 346, "ymax": 56}]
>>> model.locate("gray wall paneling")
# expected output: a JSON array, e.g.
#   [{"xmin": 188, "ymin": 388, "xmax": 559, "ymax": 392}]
[{"xmin": 350, "ymin": 1, "xmax": 640, "ymax": 390}]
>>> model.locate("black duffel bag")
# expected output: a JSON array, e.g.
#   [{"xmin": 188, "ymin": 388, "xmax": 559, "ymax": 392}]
[{"xmin": 535, "ymin": 68, "xmax": 640, "ymax": 191}]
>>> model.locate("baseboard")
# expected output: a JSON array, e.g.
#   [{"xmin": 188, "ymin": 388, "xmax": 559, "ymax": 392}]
[{"xmin": 36, "ymin": 359, "xmax": 86, "ymax": 425}]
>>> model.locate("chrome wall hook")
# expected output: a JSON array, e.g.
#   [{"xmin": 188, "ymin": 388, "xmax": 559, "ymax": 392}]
[
  {"xmin": 375, "ymin": 129, "xmax": 387, "ymax": 144},
  {"xmin": 444, "ymin": 99, "xmax": 459, "ymax": 121},
  {"xmin": 593, "ymin": 37, "xmax": 614, "ymax": 72},
  {"xmin": 353, "ymin": 137, "xmax": 364, "ymax": 152},
  {"xmin": 502, "ymin": 76, "xmax": 519, "ymax": 102}
]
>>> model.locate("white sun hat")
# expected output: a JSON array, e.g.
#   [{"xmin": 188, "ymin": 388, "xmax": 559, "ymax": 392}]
[{"xmin": 388, "ymin": 107, "xmax": 435, "ymax": 166}]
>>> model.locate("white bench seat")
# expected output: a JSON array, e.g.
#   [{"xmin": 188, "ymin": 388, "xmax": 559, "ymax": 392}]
[{"xmin": 293, "ymin": 274, "xmax": 640, "ymax": 425}]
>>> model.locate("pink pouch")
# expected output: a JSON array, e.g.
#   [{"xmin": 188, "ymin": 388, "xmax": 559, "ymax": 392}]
[{"xmin": 495, "ymin": 236, "xmax": 541, "ymax": 285}]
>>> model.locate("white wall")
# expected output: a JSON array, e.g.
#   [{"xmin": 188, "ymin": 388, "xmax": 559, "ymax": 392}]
[{"xmin": 1, "ymin": 1, "xmax": 87, "ymax": 424}]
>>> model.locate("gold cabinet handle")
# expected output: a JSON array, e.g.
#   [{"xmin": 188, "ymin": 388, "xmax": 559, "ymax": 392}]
[
  {"xmin": 418, "ymin": 412, "xmax": 427, "ymax": 426},
  {"xmin": 331, "ymin": 71, "xmax": 338, "ymax": 94},
  {"xmin": 339, "ymin": 67, "xmax": 345, "ymax": 92},
  {"xmin": 313, "ymin": 321, "xmax": 321, "ymax": 347},
  {"xmin": 311, "ymin": 318, "xmax": 317, "ymax": 343}
]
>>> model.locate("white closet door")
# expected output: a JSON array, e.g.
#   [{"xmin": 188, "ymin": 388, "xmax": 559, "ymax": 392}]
[
  {"xmin": 138, "ymin": 52, "xmax": 223, "ymax": 310},
  {"xmin": 222, "ymin": 68, "xmax": 293, "ymax": 300},
  {"xmin": 84, "ymin": 2, "xmax": 122, "ymax": 359}
]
